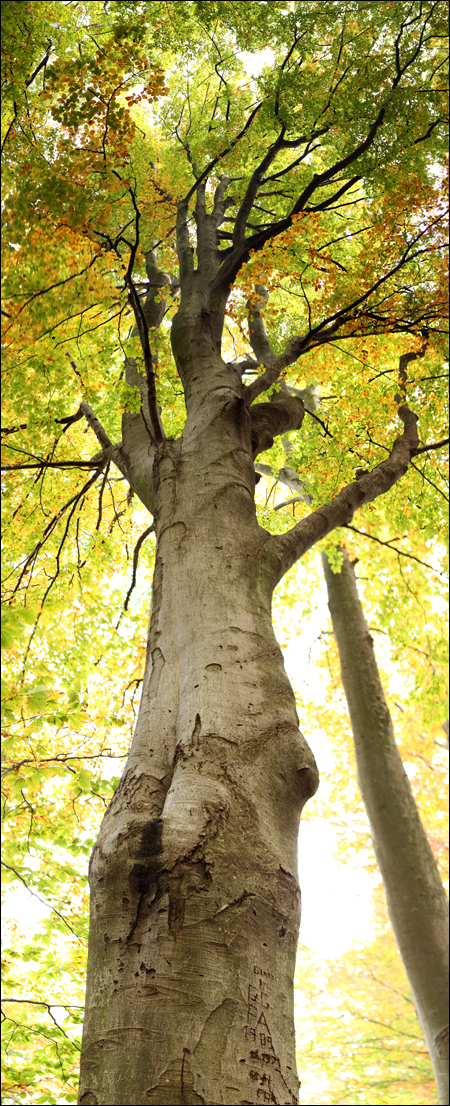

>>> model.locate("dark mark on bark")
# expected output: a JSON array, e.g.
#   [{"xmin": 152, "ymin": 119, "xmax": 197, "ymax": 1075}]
[
  {"xmin": 168, "ymin": 892, "xmax": 185, "ymax": 935},
  {"xmin": 145, "ymin": 1049, "xmax": 205, "ymax": 1103},
  {"xmin": 192, "ymin": 712, "xmax": 201, "ymax": 749},
  {"xmin": 435, "ymin": 1024, "xmax": 449, "ymax": 1055},
  {"xmin": 127, "ymin": 819, "xmax": 163, "ymax": 941}
]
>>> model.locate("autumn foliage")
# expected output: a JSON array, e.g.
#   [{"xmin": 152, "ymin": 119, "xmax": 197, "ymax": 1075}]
[{"xmin": 1, "ymin": 2, "xmax": 448, "ymax": 1103}]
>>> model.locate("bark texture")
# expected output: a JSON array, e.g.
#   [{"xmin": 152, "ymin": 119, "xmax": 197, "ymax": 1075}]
[
  {"xmin": 77, "ymin": 166, "xmax": 434, "ymax": 1104},
  {"xmin": 322, "ymin": 551, "xmax": 449, "ymax": 1105},
  {"xmin": 78, "ymin": 365, "xmax": 319, "ymax": 1105}
]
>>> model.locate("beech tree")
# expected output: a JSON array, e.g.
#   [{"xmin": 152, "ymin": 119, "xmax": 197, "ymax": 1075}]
[
  {"xmin": 295, "ymin": 904, "xmax": 442, "ymax": 1105},
  {"xmin": 322, "ymin": 550, "xmax": 449, "ymax": 1103},
  {"xmin": 2, "ymin": 3, "xmax": 448, "ymax": 1104}
]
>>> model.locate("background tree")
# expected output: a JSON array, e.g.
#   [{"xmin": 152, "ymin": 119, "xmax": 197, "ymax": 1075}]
[
  {"xmin": 2, "ymin": 3, "xmax": 448, "ymax": 1104},
  {"xmin": 295, "ymin": 902, "xmax": 440, "ymax": 1106},
  {"xmin": 321, "ymin": 549, "xmax": 448, "ymax": 1102}
]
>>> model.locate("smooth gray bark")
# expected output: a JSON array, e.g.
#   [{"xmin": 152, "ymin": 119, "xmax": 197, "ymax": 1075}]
[
  {"xmin": 78, "ymin": 371, "xmax": 319, "ymax": 1105},
  {"xmin": 322, "ymin": 550, "xmax": 449, "ymax": 1105},
  {"xmin": 77, "ymin": 163, "xmax": 434, "ymax": 1105}
]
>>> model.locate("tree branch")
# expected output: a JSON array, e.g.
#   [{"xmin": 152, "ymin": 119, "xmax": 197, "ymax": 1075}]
[
  {"xmin": 79, "ymin": 402, "xmax": 131, "ymax": 476},
  {"xmin": 342, "ymin": 525, "xmax": 443, "ymax": 574},
  {"xmin": 1, "ymin": 862, "xmax": 84, "ymax": 943},
  {"xmin": 243, "ymin": 286, "xmax": 328, "ymax": 458},
  {"xmin": 183, "ymin": 102, "xmax": 263, "ymax": 205},
  {"xmin": 176, "ymin": 198, "xmax": 194, "ymax": 284},
  {"xmin": 242, "ymin": 213, "xmax": 443, "ymax": 404},
  {"xmin": 212, "ymin": 175, "xmax": 233, "ymax": 228},
  {"xmin": 2, "ymin": 460, "xmax": 106, "ymax": 471},
  {"xmin": 233, "ymin": 133, "xmax": 288, "ymax": 249},
  {"xmin": 124, "ymin": 524, "xmax": 155, "ymax": 610},
  {"xmin": 246, "ymin": 285, "xmax": 275, "ymax": 368},
  {"xmin": 243, "ymin": 316, "xmax": 346, "ymax": 404},
  {"xmin": 25, "ymin": 46, "xmax": 52, "ymax": 89},
  {"xmin": 125, "ymin": 281, "xmax": 166, "ymax": 445},
  {"xmin": 249, "ymin": 393, "xmax": 305, "ymax": 459},
  {"xmin": 2, "ymin": 997, "xmax": 84, "ymax": 1010},
  {"xmin": 412, "ymin": 438, "xmax": 449, "ymax": 456},
  {"xmin": 409, "ymin": 459, "xmax": 449, "ymax": 502},
  {"xmin": 267, "ymin": 350, "xmax": 425, "ymax": 586},
  {"xmin": 4, "ymin": 467, "xmax": 107, "ymax": 600},
  {"xmin": 1, "ymin": 997, "xmax": 82, "ymax": 1046},
  {"xmin": 220, "ymin": 105, "xmax": 386, "ymax": 272}
]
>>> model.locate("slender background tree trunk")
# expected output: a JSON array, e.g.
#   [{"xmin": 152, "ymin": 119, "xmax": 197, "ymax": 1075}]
[{"xmin": 322, "ymin": 550, "xmax": 449, "ymax": 1105}]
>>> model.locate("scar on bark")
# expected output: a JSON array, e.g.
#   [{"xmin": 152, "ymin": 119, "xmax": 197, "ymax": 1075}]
[
  {"xmin": 192, "ymin": 712, "xmax": 201, "ymax": 749},
  {"xmin": 435, "ymin": 1024, "xmax": 449, "ymax": 1055},
  {"xmin": 146, "ymin": 1050, "xmax": 206, "ymax": 1104},
  {"xmin": 168, "ymin": 854, "xmax": 213, "ymax": 936},
  {"xmin": 126, "ymin": 819, "xmax": 163, "ymax": 941}
]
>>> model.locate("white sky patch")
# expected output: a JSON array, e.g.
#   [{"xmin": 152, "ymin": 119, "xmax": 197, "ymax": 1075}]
[
  {"xmin": 298, "ymin": 820, "xmax": 376, "ymax": 957},
  {"xmin": 240, "ymin": 48, "xmax": 275, "ymax": 78}
]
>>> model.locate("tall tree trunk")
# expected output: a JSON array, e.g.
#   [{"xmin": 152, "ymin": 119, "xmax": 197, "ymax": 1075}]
[
  {"xmin": 77, "ymin": 354, "xmax": 319, "ymax": 1106},
  {"xmin": 322, "ymin": 550, "xmax": 449, "ymax": 1105},
  {"xmin": 77, "ymin": 162, "xmax": 434, "ymax": 1106}
]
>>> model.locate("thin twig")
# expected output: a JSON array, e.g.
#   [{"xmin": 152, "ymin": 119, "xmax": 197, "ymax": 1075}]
[
  {"xmin": 2, "ymin": 997, "xmax": 84, "ymax": 1009},
  {"xmin": 343, "ymin": 525, "xmax": 443, "ymax": 574},
  {"xmin": 2, "ymin": 460, "xmax": 105, "ymax": 471},
  {"xmin": 1, "ymin": 863, "xmax": 85, "ymax": 943},
  {"xmin": 124, "ymin": 525, "xmax": 155, "ymax": 609},
  {"xmin": 410, "ymin": 460, "xmax": 449, "ymax": 502},
  {"xmin": 1, "ymin": 997, "xmax": 82, "ymax": 1046}
]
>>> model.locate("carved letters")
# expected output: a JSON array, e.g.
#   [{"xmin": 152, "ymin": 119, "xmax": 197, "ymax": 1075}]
[{"xmin": 240, "ymin": 965, "xmax": 297, "ymax": 1105}]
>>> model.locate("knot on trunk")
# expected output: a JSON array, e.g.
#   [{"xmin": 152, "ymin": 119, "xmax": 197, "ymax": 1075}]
[{"xmin": 249, "ymin": 394, "xmax": 305, "ymax": 458}]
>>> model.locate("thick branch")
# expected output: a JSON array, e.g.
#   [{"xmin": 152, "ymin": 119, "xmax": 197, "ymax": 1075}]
[
  {"xmin": 242, "ymin": 287, "xmax": 306, "ymax": 456},
  {"xmin": 233, "ymin": 134, "xmax": 287, "ymax": 249},
  {"xmin": 194, "ymin": 179, "xmax": 224, "ymax": 283},
  {"xmin": 80, "ymin": 403, "xmax": 131, "ymax": 478},
  {"xmin": 244, "ymin": 318, "xmax": 346, "ymax": 404},
  {"xmin": 412, "ymin": 438, "xmax": 449, "ymax": 456},
  {"xmin": 212, "ymin": 175, "xmax": 232, "ymax": 228},
  {"xmin": 267, "ymin": 354, "xmax": 424, "ymax": 586},
  {"xmin": 250, "ymin": 393, "xmax": 305, "ymax": 459},
  {"xmin": 80, "ymin": 403, "xmax": 115, "ymax": 453},
  {"xmin": 244, "ymin": 287, "xmax": 324, "ymax": 462},
  {"xmin": 246, "ymin": 285, "xmax": 275, "ymax": 368},
  {"xmin": 226, "ymin": 357, "xmax": 259, "ymax": 377}
]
